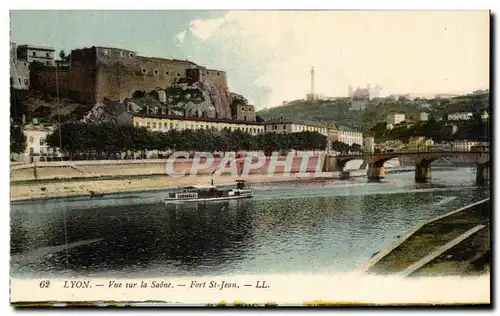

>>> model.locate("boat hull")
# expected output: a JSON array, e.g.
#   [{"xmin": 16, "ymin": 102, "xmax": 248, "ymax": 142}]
[{"xmin": 165, "ymin": 193, "xmax": 253, "ymax": 205}]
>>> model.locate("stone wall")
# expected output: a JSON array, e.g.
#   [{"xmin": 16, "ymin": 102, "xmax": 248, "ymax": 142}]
[{"xmin": 30, "ymin": 67, "xmax": 70, "ymax": 96}]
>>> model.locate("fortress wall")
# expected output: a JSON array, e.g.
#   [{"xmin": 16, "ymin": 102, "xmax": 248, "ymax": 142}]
[
  {"xmin": 29, "ymin": 46, "xmax": 234, "ymax": 117},
  {"xmin": 30, "ymin": 68, "xmax": 70, "ymax": 96},
  {"xmin": 68, "ymin": 48, "xmax": 98, "ymax": 104}
]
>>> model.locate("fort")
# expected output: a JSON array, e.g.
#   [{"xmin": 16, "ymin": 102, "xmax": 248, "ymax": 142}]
[{"xmin": 30, "ymin": 46, "xmax": 235, "ymax": 119}]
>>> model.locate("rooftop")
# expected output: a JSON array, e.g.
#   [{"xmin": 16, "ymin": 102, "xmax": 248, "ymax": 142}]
[
  {"xmin": 17, "ymin": 44, "xmax": 55, "ymax": 51},
  {"xmin": 131, "ymin": 112, "xmax": 263, "ymax": 126}
]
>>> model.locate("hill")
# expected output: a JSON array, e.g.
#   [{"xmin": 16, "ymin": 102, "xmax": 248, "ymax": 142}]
[{"xmin": 256, "ymin": 91, "xmax": 490, "ymax": 133}]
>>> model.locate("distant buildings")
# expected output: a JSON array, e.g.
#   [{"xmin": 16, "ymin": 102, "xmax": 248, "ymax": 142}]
[
  {"xmin": 16, "ymin": 44, "xmax": 56, "ymax": 66},
  {"xmin": 348, "ymin": 84, "xmax": 381, "ymax": 100},
  {"xmin": 408, "ymin": 112, "xmax": 429, "ymax": 122},
  {"xmin": 328, "ymin": 129, "xmax": 364, "ymax": 146},
  {"xmin": 408, "ymin": 137, "xmax": 434, "ymax": 150},
  {"xmin": 447, "ymin": 112, "xmax": 473, "ymax": 121},
  {"xmin": 451, "ymin": 140, "xmax": 482, "ymax": 152},
  {"xmin": 387, "ymin": 113, "xmax": 406, "ymax": 125},
  {"xmin": 262, "ymin": 116, "xmax": 363, "ymax": 146},
  {"xmin": 263, "ymin": 117, "xmax": 329, "ymax": 136}
]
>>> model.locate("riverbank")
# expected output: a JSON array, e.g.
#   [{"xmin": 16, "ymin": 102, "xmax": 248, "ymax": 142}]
[
  {"xmin": 358, "ymin": 198, "xmax": 490, "ymax": 277},
  {"xmin": 10, "ymin": 172, "xmax": 349, "ymax": 202},
  {"xmin": 10, "ymin": 166, "xmax": 423, "ymax": 202}
]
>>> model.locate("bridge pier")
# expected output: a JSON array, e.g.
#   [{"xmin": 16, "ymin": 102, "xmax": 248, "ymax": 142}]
[
  {"xmin": 367, "ymin": 164, "xmax": 386, "ymax": 181},
  {"xmin": 476, "ymin": 164, "xmax": 490, "ymax": 185},
  {"xmin": 415, "ymin": 163, "xmax": 431, "ymax": 183}
]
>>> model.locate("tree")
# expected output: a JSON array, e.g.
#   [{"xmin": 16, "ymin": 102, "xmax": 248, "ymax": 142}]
[
  {"xmin": 351, "ymin": 143, "xmax": 362, "ymax": 153},
  {"xmin": 59, "ymin": 50, "xmax": 66, "ymax": 60},
  {"xmin": 10, "ymin": 125, "xmax": 26, "ymax": 154}
]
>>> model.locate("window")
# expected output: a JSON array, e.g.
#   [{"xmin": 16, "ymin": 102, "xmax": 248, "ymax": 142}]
[
  {"xmin": 164, "ymin": 122, "xmax": 167, "ymax": 129},
  {"xmin": 154, "ymin": 69, "xmax": 159, "ymax": 75},
  {"xmin": 217, "ymin": 72, "xmax": 220, "ymax": 76},
  {"xmin": 153, "ymin": 122, "xmax": 157, "ymax": 128},
  {"xmin": 129, "ymin": 52, "xmax": 134, "ymax": 58},
  {"xmin": 103, "ymin": 49, "xmax": 109, "ymax": 55},
  {"xmin": 206, "ymin": 71, "xmax": 210, "ymax": 75},
  {"xmin": 283, "ymin": 125, "xmax": 286, "ymax": 129},
  {"xmin": 147, "ymin": 122, "xmax": 151, "ymax": 128},
  {"xmin": 18, "ymin": 78, "xmax": 22, "ymax": 85},
  {"xmin": 141, "ymin": 68, "xmax": 147, "ymax": 74},
  {"xmin": 176, "ymin": 72, "xmax": 181, "ymax": 77},
  {"xmin": 244, "ymin": 116, "xmax": 247, "ymax": 121},
  {"xmin": 32, "ymin": 51, "xmax": 36, "ymax": 57},
  {"xmin": 166, "ymin": 71, "xmax": 170, "ymax": 76},
  {"xmin": 120, "ymin": 51, "xmax": 125, "ymax": 57},
  {"xmin": 170, "ymin": 123, "xmax": 174, "ymax": 129},
  {"xmin": 24, "ymin": 79, "xmax": 28, "ymax": 86},
  {"xmin": 46, "ymin": 52, "xmax": 50, "ymax": 57},
  {"xmin": 46, "ymin": 61, "xmax": 50, "ymax": 65},
  {"xmin": 40, "ymin": 137, "xmax": 46, "ymax": 145},
  {"xmin": 29, "ymin": 136, "xmax": 34, "ymax": 143},
  {"xmin": 135, "ymin": 122, "xmax": 140, "ymax": 127},
  {"xmin": 241, "ymin": 107, "xmax": 244, "ymax": 111},
  {"xmin": 30, "ymin": 147, "xmax": 34, "ymax": 155}
]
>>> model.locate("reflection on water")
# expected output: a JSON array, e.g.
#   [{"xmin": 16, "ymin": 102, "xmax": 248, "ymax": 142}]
[{"xmin": 11, "ymin": 167, "xmax": 489, "ymax": 278}]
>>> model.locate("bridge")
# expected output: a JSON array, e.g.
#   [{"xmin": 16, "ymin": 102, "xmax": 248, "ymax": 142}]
[{"xmin": 323, "ymin": 150, "xmax": 490, "ymax": 185}]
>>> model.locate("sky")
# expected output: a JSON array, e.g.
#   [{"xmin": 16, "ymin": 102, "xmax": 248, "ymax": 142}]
[{"xmin": 10, "ymin": 10, "xmax": 490, "ymax": 109}]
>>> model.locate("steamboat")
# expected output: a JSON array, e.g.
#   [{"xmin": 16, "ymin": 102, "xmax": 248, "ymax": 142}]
[{"xmin": 165, "ymin": 180, "xmax": 253, "ymax": 204}]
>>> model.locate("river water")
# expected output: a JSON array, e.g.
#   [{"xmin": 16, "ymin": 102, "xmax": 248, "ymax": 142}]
[{"xmin": 11, "ymin": 167, "xmax": 489, "ymax": 279}]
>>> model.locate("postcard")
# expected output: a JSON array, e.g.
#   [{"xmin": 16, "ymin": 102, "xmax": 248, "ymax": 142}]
[{"xmin": 9, "ymin": 9, "xmax": 491, "ymax": 307}]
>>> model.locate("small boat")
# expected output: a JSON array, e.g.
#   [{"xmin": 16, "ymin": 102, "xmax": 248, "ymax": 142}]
[{"xmin": 165, "ymin": 180, "xmax": 253, "ymax": 204}]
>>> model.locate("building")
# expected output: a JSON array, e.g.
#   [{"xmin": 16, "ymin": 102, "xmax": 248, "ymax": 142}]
[
  {"xmin": 409, "ymin": 112, "xmax": 429, "ymax": 122},
  {"xmin": 263, "ymin": 120, "xmax": 328, "ymax": 136},
  {"xmin": 387, "ymin": 113, "xmax": 406, "ymax": 125},
  {"xmin": 231, "ymin": 103, "xmax": 256, "ymax": 122},
  {"xmin": 329, "ymin": 128, "xmax": 364, "ymax": 146},
  {"xmin": 447, "ymin": 112, "xmax": 473, "ymax": 121},
  {"xmin": 348, "ymin": 84, "xmax": 381, "ymax": 100},
  {"xmin": 408, "ymin": 137, "xmax": 434, "ymax": 150},
  {"xmin": 10, "ymin": 42, "xmax": 30, "ymax": 90},
  {"xmin": 18, "ymin": 123, "xmax": 59, "ymax": 163},
  {"xmin": 481, "ymin": 111, "xmax": 489, "ymax": 121},
  {"xmin": 30, "ymin": 45, "xmax": 233, "ymax": 119},
  {"xmin": 118, "ymin": 112, "xmax": 264, "ymax": 135},
  {"xmin": 16, "ymin": 44, "xmax": 56, "ymax": 66},
  {"xmin": 451, "ymin": 140, "xmax": 482, "ymax": 152}
]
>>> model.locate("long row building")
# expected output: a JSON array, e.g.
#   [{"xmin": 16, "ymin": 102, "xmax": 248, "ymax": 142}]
[{"xmin": 16, "ymin": 114, "xmax": 364, "ymax": 162}]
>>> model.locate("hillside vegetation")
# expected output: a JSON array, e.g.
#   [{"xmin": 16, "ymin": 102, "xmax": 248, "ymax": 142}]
[{"xmin": 257, "ymin": 91, "xmax": 490, "ymax": 133}]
